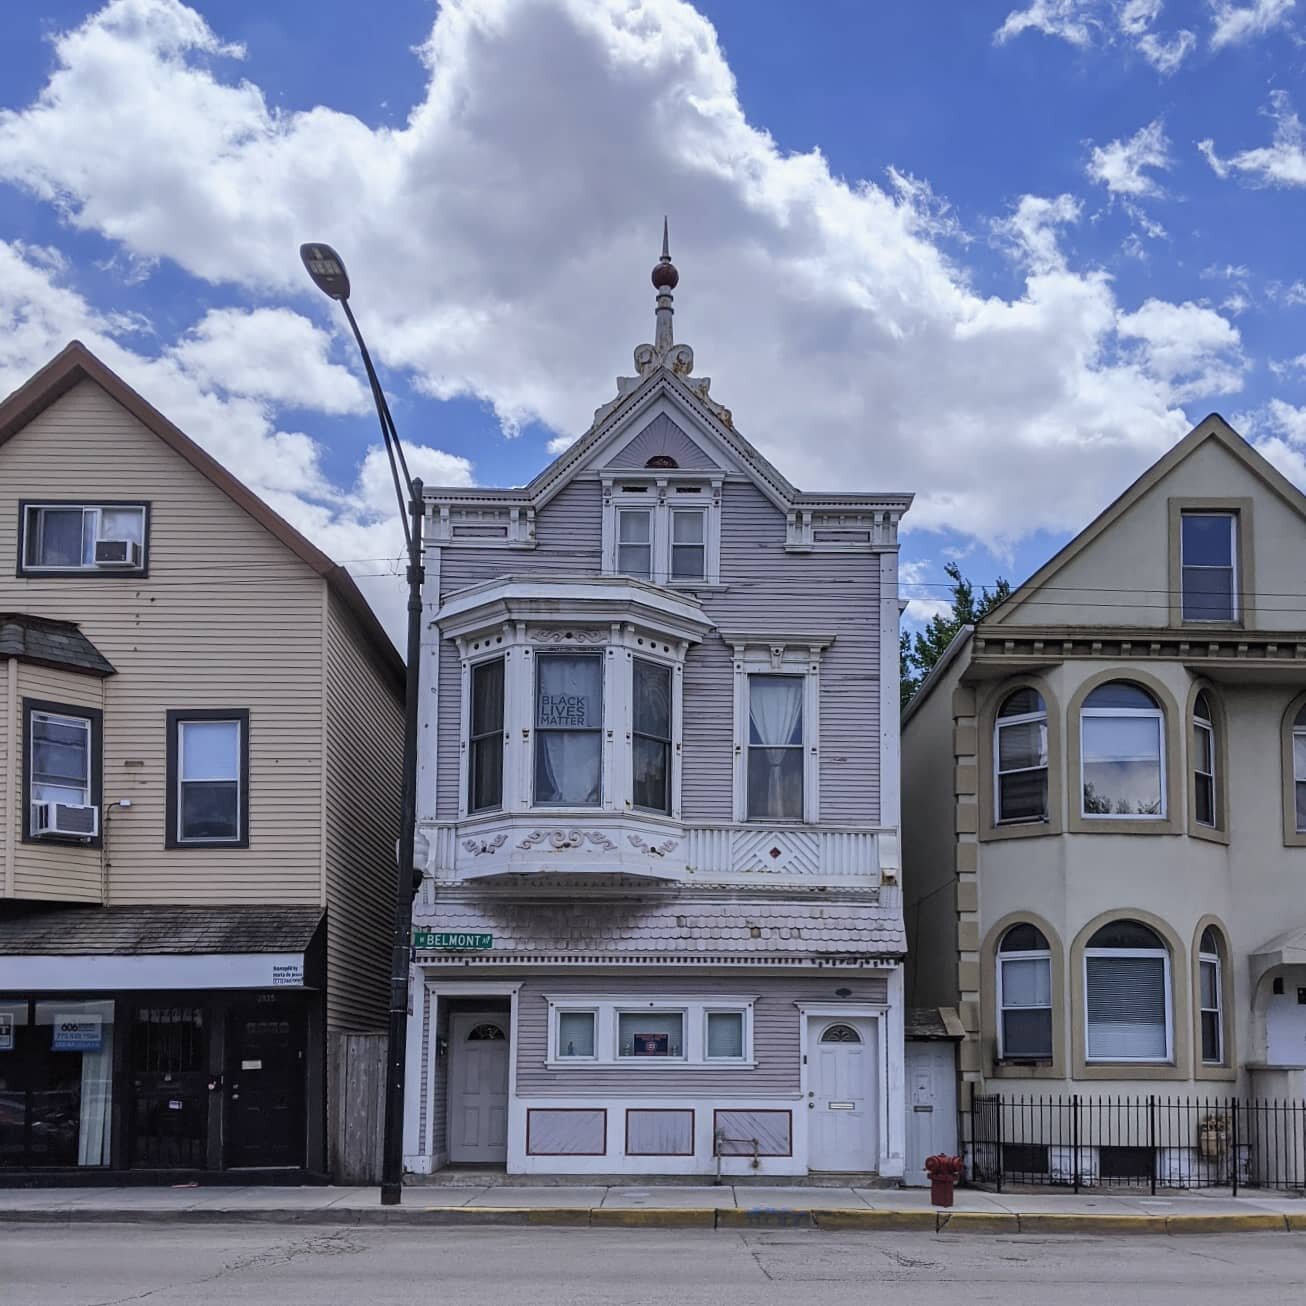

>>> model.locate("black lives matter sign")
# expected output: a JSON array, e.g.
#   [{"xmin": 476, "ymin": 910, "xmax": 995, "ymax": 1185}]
[{"xmin": 538, "ymin": 693, "xmax": 594, "ymax": 727}]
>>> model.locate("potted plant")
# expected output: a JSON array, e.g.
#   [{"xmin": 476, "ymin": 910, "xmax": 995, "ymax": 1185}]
[
  {"xmin": 925, "ymin": 1153, "xmax": 964, "ymax": 1207},
  {"xmin": 1198, "ymin": 1113, "xmax": 1228, "ymax": 1160}
]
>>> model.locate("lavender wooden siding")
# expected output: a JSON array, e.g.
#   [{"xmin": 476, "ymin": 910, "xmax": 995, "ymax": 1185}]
[
  {"xmin": 602, "ymin": 414, "xmax": 720, "ymax": 469},
  {"xmin": 514, "ymin": 974, "xmax": 888, "ymax": 1097},
  {"xmin": 431, "ymin": 478, "xmax": 882, "ymax": 825}
]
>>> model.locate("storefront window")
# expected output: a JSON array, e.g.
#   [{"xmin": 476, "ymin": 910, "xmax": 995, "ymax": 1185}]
[{"xmin": 0, "ymin": 998, "xmax": 114, "ymax": 1168}]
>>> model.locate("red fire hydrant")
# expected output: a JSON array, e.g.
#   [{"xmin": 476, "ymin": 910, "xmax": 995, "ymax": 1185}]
[{"xmin": 925, "ymin": 1153, "xmax": 963, "ymax": 1207}]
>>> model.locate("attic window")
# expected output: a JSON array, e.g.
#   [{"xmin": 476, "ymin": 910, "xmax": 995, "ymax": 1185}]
[{"xmin": 645, "ymin": 455, "xmax": 679, "ymax": 469}]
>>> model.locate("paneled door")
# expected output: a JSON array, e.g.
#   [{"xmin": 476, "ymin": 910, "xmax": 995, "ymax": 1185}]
[
  {"xmin": 905, "ymin": 1041, "xmax": 957, "ymax": 1186},
  {"xmin": 807, "ymin": 1017, "xmax": 877, "ymax": 1172},
  {"xmin": 447, "ymin": 1013, "xmax": 510, "ymax": 1164}
]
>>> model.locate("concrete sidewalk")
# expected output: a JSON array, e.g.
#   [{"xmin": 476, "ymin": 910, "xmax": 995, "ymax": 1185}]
[{"xmin": 0, "ymin": 1183, "xmax": 1303, "ymax": 1234}]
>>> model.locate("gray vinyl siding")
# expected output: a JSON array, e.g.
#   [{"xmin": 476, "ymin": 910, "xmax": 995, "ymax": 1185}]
[
  {"xmin": 432, "ymin": 479, "xmax": 881, "ymax": 826},
  {"xmin": 513, "ymin": 973, "xmax": 889, "ymax": 1097},
  {"xmin": 322, "ymin": 591, "xmax": 404, "ymax": 1031}
]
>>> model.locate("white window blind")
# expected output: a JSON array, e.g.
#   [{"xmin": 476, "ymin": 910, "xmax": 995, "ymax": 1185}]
[{"xmin": 1085, "ymin": 955, "xmax": 1169, "ymax": 1060}]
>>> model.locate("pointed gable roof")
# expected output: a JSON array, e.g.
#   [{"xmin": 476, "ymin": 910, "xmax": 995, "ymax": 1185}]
[
  {"xmin": 987, "ymin": 412, "xmax": 1306, "ymax": 626},
  {"xmin": 0, "ymin": 341, "xmax": 403, "ymax": 684}
]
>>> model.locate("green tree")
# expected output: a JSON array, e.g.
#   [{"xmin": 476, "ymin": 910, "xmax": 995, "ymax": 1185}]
[{"xmin": 900, "ymin": 562, "xmax": 1011, "ymax": 708}]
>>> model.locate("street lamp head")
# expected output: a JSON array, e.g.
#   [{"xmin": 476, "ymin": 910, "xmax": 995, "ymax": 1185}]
[{"xmin": 299, "ymin": 242, "xmax": 351, "ymax": 301}]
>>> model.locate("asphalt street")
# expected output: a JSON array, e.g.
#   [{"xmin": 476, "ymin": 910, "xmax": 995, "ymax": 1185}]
[{"xmin": 2, "ymin": 1224, "xmax": 1306, "ymax": 1306}]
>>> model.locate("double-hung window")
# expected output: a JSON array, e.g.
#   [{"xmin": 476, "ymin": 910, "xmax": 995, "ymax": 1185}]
[
  {"xmin": 534, "ymin": 653, "xmax": 603, "ymax": 806},
  {"xmin": 1293, "ymin": 705, "xmax": 1306, "ymax": 835},
  {"xmin": 20, "ymin": 502, "xmax": 147, "ymax": 574},
  {"xmin": 1180, "ymin": 512, "xmax": 1237, "ymax": 622},
  {"xmin": 25, "ymin": 700, "xmax": 101, "ymax": 841},
  {"xmin": 607, "ymin": 480, "xmax": 719, "ymax": 585},
  {"xmin": 997, "ymin": 924, "xmax": 1053, "ymax": 1060},
  {"xmin": 632, "ymin": 659, "xmax": 671, "ymax": 813},
  {"xmin": 669, "ymin": 509, "xmax": 706, "ymax": 581},
  {"xmin": 1084, "ymin": 921, "xmax": 1172, "ymax": 1062},
  {"xmin": 994, "ymin": 688, "xmax": 1048, "ymax": 823},
  {"xmin": 167, "ymin": 710, "xmax": 248, "ymax": 847},
  {"xmin": 617, "ymin": 508, "xmax": 653, "ymax": 580},
  {"xmin": 1192, "ymin": 692, "xmax": 1217, "ymax": 828},
  {"xmin": 468, "ymin": 658, "xmax": 505, "ymax": 812},
  {"xmin": 747, "ymin": 674, "xmax": 804, "ymax": 821},
  {"xmin": 1080, "ymin": 682, "xmax": 1165, "ymax": 818},
  {"xmin": 1198, "ymin": 926, "xmax": 1225, "ymax": 1066}
]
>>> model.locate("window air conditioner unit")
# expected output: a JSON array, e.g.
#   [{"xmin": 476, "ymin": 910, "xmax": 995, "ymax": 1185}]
[
  {"xmin": 94, "ymin": 538, "xmax": 141, "ymax": 568},
  {"xmin": 31, "ymin": 802, "xmax": 99, "ymax": 839}
]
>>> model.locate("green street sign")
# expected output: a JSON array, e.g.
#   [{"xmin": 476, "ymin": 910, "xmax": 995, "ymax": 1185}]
[{"xmin": 413, "ymin": 931, "xmax": 493, "ymax": 950}]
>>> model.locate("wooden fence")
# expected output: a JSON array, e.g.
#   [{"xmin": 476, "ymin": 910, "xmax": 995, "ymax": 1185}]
[{"xmin": 328, "ymin": 1031, "xmax": 386, "ymax": 1184}]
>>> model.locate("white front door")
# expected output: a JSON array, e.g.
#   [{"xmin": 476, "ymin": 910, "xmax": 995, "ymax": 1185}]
[
  {"xmin": 448, "ymin": 1012, "xmax": 510, "ymax": 1164},
  {"xmin": 808, "ymin": 1017, "xmax": 877, "ymax": 1172},
  {"xmin": 905, "ymin": 1041, "xmax": 958, "ymax": 1186}
]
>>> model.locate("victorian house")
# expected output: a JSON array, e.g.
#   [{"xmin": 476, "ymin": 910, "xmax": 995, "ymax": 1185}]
[
  {"xmin": 903, "ymin": 415, "xmax": 1306, "ymax": 1186},
  {"xmin": 402, "ymin": 236, "xmax": 911, "ymax": 1178}
]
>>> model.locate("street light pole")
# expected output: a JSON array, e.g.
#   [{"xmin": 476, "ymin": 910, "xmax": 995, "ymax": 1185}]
[{"xmin": 300, "ymin": 243, "xmax": 422, "ymax": 1206}]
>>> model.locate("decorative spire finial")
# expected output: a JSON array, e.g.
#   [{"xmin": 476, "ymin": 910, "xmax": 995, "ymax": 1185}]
[
  {"xmin": 650, "ymin": 217, "xmax": 678, "ymax": 354},
  {"xmin": 652, "ymin": 217, "xmax": 678, "ymax": 290}
]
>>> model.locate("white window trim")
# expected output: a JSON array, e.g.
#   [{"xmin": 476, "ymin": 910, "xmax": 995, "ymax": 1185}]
[
  {"xmin": 1083, "ymin": 947, "xmax": 1173, "ymax": 1064},
  {"xmin": 1180, "ymin": 511, "xmax": 1238, "ymax": 623},
  {"xmin": 1079, "ymin": 703, "xmax": 1167, "ymax": 821},
  {"xmin": 29, "ymin": 710, "xmax": 92, "ymax": 807},
  {"xmin": 601, "ymin": 475, "xmax": 723, "ymax": 587},
  {"xmin": 22, "ymin": 502, "xmax": 147, "ymax": 572},
  {"xmin": 996, "ymin": 948, "xmax": 1053, "ymax": 1061},
  {"xmin": 725, "ymin": 634, "xmax": 834, "ymax": 824},
  {"xmin": 456, "ymin": 625, "xmax": 688, "ymax": 820},
  {"xmin": 1199, "ymin": 950, "xmax": 1224, "ymax": 1066},
  {"xmin": 993, "ymin": 703, "xmax": 1049, "ymax": 825},
  {"xmin": 532, "ymin": 646, "xmax": 607, "ymax": 810},
  {"xmin": 544, "ymin": 996, "xmax": 755, "ymax": 1069},
  {"xmin": 1193, "ymin": 706, "xmax": 1216, "ymax": 828}
]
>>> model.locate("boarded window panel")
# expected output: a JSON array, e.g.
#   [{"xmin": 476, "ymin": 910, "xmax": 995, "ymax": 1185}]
[
  {"xmin": 714, "ymin": 1109, "xmax": 791, "ymax": 1157},
  {"xmin": 626, "ymin": 1109, "xmax": 694, "ymax": 1156},
  {"xmin": 526, "ymin": 1108, "xmax": 606, "ymax": 1155}
]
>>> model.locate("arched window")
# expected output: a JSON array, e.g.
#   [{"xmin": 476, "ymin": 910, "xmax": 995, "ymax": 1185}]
[
  {"xmin": 1198, "ymin": 926, "xmax": 1225, "ymax": 1065},
  {"xmin": 1193, "ymin": 691, "xmax": 1216, "ymax": 828},
  {"xmin": 1084, "ymin": 920, "xmax": 1171, "ymax": 1062},
  {"xmin": 467, "ymin": 1023, "xmax": 506, "ymax": 1041},
  {"xmin": 1293, "ymin": 705, "xmax": 1306, "ymax": 835},
  {"xmin": 997, "ymin": 924, "xmax": 1052, "ymax": 1059},
  {"xmin": 1081, "ymin": 682, "xmax": 1165, "ymax": 819},
  {"xmin": 995, "ymin": 688, "xmax": 1048, "ymax": 824},
  {"xmin": 820, "ymin": 1024, "xmax": 862, "ymax": 1043}
]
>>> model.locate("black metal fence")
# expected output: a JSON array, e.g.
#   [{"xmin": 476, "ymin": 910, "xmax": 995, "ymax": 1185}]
[{"xmin": 965, "ymin": 1094, "xmax": 1306, "ymax": 1194}]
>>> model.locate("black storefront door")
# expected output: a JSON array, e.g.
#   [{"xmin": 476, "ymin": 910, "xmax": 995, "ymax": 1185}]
[
  {"xmin": 129, "ymin": 1005, "xmax": 210, "ymax": 1169},
  {"xmin": 224, "ymin": 996, "xmax": 305, "ymax": 1168}
]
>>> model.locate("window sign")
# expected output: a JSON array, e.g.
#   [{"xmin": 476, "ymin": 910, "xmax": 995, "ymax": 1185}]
[
  {"xmin": 535, "ymin": 654, "xmax": 603, "ymax": 806},
  {"xmin": 0, "ymin": 1012, "xmax": 13, "ymax": 1052},
  {"xmin": 52, "ymin": 1013, "xmax": 103, "ymax": 1052}
]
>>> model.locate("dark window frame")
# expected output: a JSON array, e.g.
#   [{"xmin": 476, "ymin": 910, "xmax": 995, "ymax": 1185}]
[
  {"xmin": 632, "ymin": 657, "xmax": 672, "ymax": 815},
  {"xmin": 165, "ymin": 709, "xmax": 250, "ymax": 849},
  {"xmin": 468, "ymin": 656, "xmax": 505, "ymax": 814},
  {"xmin": 17, "ymin": 499, "xmax": 151, "ymax": 579},
  {"xmin": 21, "ymin": 697, "xmax": 103, "ymax": 847}
]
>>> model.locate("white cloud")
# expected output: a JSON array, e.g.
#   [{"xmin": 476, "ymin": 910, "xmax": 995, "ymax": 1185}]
[
  {"xmin": 0, "ymin": 0, "xmax": 1258, "ymax": 556},
  {"xmin": 996, "ymin": 1, "xmax": 1195, "ymax": 72},
  {"xmin": 1239, "ymin": 397, "xmax": 1306, "ymax": 484},
  {"xmin": 1086, "ymin": 118, "xmax": 1171, "ymax": 196},
  {"xmin": 1200, "ymin": 91, "xmax": 1306, "ymax": 187},
  {"xmin": 1221, "ymin": 292, "xmax": 1252, "ymax": 315},
  {"xmin": 168, "ymin": 307, "xmax": 370, "ymax": 416},
  {"xmin": 1209, "ymin": 0, "xmax": 1296, "ymax": 49}
]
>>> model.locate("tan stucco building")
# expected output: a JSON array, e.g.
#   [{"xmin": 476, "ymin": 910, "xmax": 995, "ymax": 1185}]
[
  {"xmin": 903, "ymin": 414, "xmax": 1306, "ymax": 1185},
  {"xmin": 0, "ymin": 343, "xmax": 403, "ymax": 1180}
]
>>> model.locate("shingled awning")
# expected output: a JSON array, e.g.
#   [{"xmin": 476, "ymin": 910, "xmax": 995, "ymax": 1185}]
[
  {"xmin": 413, "ymin": 893, "xmax": 904, "ymax": 964},
  {"xmin": 0, "ymin": 613, "xmax": 115, "ymax": 677},
  {"xmin": 0, "ymin": 905, "xmax": 324, "ymax": 990}
]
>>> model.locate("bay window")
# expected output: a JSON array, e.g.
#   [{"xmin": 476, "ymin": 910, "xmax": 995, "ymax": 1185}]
[
  {"xmin": 1293, "ymin": 704, "xmax": 1306, "ymax": 835},
  {"xmin": 534, "ymin": 653, "xmax": 603, "ymax": 806},
  {"xmin": 1192, "ymin": 692, "xmax": 1216, "ymax": 828},
  {"xmin": 1080, "ymin": 682, "xmax": 1165, "ymax": 818},
  {"xmin": 1084, "ymin": 921, "xmax": 1171, "ymax": 1063},
  {"xmin": 632, "ymin": 659, "xmax": 671, "ymax": 813},
  {"xmin": 23, "ymin": 699, "xmax": 101, "ymax": 843},
  {"xmin": 747, "ymin": 675, "xmax": 804, "ymax": 821},
  {"xmin": 994, "ymin": 688, "xmax": 1048, "ymax": 824},
  {"xmin": 1198, "ymin": 926, "xmax": 1225, "ymax": 1066}
]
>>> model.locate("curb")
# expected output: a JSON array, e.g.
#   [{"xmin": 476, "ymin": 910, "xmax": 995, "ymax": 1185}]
[{"xmin": 0, "ymin": 1205, "xmax": 1300, "ymax": 1234}]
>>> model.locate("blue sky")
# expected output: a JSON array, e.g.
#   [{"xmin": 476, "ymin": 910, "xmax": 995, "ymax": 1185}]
[{"xmin": 1, "ymin": 1, "xmax": 1304, "ymax": 639}]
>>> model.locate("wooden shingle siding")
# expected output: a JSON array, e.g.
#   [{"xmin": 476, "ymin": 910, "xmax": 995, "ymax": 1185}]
[
  {"xmin": 0, "ymin": 381, "xmax": 325, "ymax": 904},
  {"xmin": 323, "ymin": 591, "xmax": 403, "ymax": 1031},
  {"xmin": 513, "ymin": 974, "xmax": 889, "ymax": 1097}
]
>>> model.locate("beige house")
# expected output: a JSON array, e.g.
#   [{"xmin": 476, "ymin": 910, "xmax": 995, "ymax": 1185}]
[
  {"xmin": 903, "ymin": 414, "xmax": 1306, "ymax": 1185},
  {"xmin": 0, "ymin": 342, "xmax": 403, "ymax": 1180}
]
